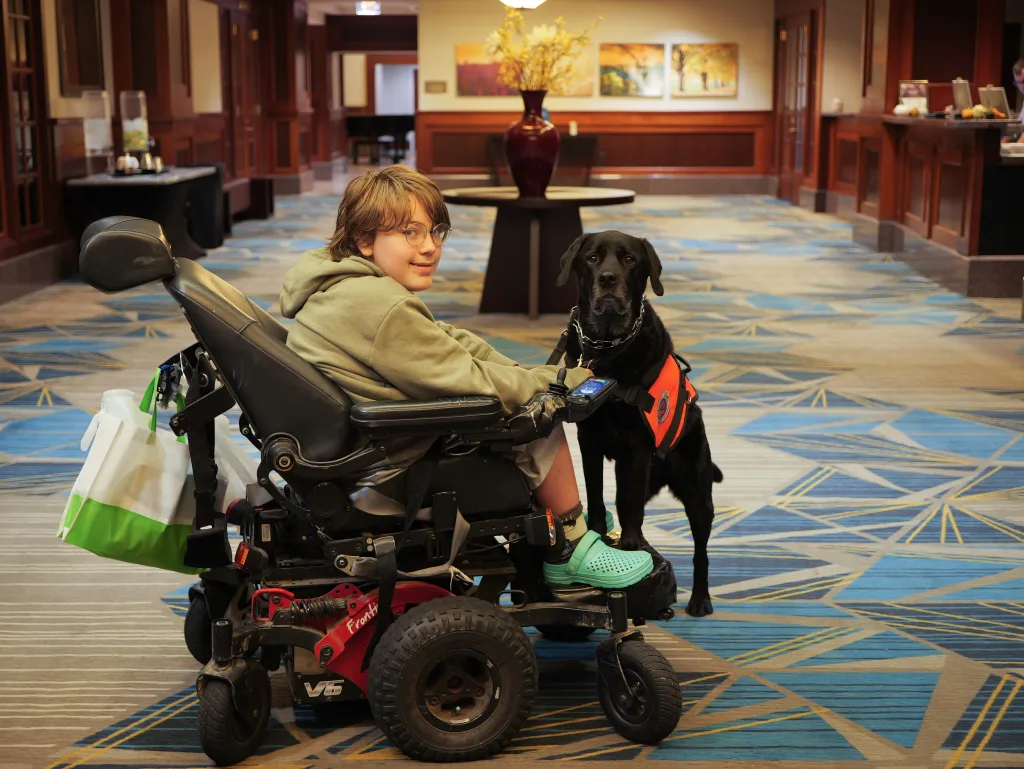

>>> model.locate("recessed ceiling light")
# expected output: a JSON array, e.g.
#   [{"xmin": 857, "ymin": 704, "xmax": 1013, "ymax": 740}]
[
  {"xmin": 499, "ymin": 0, "xmax": 548, "ymax": 7},
  {"xmin": 356, "ymin": 1, "xmax": 381, "ymax": 14}
]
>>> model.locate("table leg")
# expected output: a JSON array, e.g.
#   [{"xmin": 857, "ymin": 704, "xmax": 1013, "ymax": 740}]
[
  {"xmin": 479, "ymin": 206, "xmax": 581, "ymax": 316},
  {"xmin": 528, "ymin": 213, "xmax": 541, "ymax": 321}
]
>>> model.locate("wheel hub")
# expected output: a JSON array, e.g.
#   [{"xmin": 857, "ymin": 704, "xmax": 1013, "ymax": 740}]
[{"xmin": 419, "ymin": 649, "xmax": 498, "ymax": 730}]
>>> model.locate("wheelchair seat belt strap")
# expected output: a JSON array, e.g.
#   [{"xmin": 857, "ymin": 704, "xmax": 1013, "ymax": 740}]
[
  {"xmin": 361, "ymin": 535, "xmax": 397, "ymax": 671},
  {"xmin": 361, "ymin": 442, "xmax": 441, "ymax": 670}
]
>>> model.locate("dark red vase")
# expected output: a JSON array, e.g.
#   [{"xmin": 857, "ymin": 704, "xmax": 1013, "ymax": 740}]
[{"xmin": 505, "ymin": 90, "xmax": 559, "ymax": 198}]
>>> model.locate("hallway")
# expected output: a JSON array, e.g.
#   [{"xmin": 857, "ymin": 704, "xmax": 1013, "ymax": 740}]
[{"xmin": 1, "ymin": 191, "xmax": 1023, "ymax": 767}]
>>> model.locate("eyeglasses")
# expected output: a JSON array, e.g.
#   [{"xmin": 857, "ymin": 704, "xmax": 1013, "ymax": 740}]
[{"xmin": 395, "ymin": 222, "xmax": 452, "ymax": 247}]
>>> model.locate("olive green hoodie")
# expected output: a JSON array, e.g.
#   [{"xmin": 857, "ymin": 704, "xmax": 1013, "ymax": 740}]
[{"xmin": 280, "ymin": 248, "xmax": 588, "ymax": 478}]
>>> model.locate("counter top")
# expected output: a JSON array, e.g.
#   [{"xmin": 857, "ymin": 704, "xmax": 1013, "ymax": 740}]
[
  {"xmin": 882, "ymin": 115, "xmax": 1020, "ymax": 129},
  {"xmin": 67, "ymin": 166, "xmax": 216, "ymax": 186}
]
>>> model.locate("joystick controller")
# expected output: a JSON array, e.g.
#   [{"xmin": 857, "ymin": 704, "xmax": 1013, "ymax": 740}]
[{"xmin": 548, "ymin": 367, "xmax": 570, "ymax": 397}]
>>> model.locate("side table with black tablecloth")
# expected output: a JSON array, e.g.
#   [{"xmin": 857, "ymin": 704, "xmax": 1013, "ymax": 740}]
[
  {"xmin": 65, "ymin": 167, "xmax": 220, "ymax": 260},
  {"xmin": 442, "ymin": 186, "xmax": 636, "ymax": 319}
]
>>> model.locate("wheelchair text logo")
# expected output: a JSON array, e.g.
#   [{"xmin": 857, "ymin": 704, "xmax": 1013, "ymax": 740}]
[
  {"xmin": 345, "ymin": 599, "xmax": 378, "ymax": 635},
  {"xmin": 304, "ymin": 680, "xmax": 345, "ymax": 698}
]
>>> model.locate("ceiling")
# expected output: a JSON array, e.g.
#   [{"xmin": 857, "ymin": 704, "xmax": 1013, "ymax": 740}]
[{"xmin": 309, "ymin": 0, "xmax": 420, "ymax": 14}]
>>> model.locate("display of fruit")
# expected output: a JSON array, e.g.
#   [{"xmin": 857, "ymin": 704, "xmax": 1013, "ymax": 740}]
[{"xmin": 959, "ymin": 104, "xmax": 1006, "ymax": 120}]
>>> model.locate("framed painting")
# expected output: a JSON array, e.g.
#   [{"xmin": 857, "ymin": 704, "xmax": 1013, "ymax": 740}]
[
  {"xmin": 456, "ymin": 43, "xmax": 516, "ymax": 96},
  {"xmin": 599, "ymin": 43, "xmax": 665, "ymax": 97},
  {"xmin": 670, "ymin": 43, "xmax": 738, "ymax": 98}
]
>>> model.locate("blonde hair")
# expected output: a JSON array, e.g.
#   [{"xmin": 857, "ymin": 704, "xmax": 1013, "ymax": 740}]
[{"xmin": 327, "ymin": 165, "xmax": 451, "ymax": 261}]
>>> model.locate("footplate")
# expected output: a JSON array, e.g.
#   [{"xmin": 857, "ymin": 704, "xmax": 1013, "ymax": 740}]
[{"xmin": 621, "ymin": 551, "xmax": 677, "ymax": 622}]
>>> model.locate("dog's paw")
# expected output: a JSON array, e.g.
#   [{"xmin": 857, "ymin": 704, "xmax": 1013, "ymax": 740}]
[
  {"xmin": 617, "ymin": 531, "xmax": 647, "ymax": 551},
  {"xmin": 686, "ymin": 591, "xmax": 714, "ymax": 618}
]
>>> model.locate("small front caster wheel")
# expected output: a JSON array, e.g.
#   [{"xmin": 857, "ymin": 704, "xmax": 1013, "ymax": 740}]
[
  {"xmin": 184, "ymin": 597, "xmax": 212, "ymax": 665},
  {"xmin": 597, "ymin": 641, "xmax": 682, "ymax": 744},
  {"xmin": 197, "ymin": 662, "xmax": 271, "ymax": 766}
]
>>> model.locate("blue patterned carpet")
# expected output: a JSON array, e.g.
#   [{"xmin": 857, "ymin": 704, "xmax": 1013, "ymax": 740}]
[{"xmin": 2, "ymin": 192, "xmax": 1023, "ymax": 768}]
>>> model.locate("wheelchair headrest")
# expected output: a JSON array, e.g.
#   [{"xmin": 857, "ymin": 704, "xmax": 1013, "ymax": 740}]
[{"xmin": 79, "ymin": 217, "xmax": 176, "ymax": 293}]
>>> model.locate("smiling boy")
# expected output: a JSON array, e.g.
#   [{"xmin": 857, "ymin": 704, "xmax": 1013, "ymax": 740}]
[{"xmin": 279, "ymin": 165, "xmax": 654, "ymax": 589}]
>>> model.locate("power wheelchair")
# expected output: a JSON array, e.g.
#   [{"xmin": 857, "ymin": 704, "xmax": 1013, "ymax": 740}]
[{"xmin": 78, "ymin": 216, "xmax": 683, "ymax": 765}]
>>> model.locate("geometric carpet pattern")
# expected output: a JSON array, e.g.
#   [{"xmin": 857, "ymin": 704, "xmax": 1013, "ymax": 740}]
[{"xmin": 1, "ymin": 189, "xmax": 1023, "ymax": 768}]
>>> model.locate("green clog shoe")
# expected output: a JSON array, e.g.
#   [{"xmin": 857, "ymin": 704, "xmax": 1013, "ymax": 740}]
[{"xmin": 544, "ymin": 530, "xmax": 654, "ymax": 590}]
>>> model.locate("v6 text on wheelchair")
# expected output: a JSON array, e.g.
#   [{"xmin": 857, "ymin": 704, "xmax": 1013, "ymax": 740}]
[{"xmin": 77, "ymin": 216, "xmax": 684, "ymax": 765}]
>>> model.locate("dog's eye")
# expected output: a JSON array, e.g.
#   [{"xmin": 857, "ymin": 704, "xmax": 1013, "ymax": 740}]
[
  {"xmin": 586, "ymin": 254, "xmax": 599, "ymax": 264},
  {"xmin": 624, "ymin": 255, "xmax": 636, "ymax": 265}
]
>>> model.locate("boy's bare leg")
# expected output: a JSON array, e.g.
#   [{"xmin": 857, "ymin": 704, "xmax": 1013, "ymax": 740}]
[{"xmin": 533, "ymin": 433, "xmax": 581, "ymax": 515}]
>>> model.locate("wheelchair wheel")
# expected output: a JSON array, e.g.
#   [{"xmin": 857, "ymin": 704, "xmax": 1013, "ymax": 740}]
[
  {"xmin": 368, "ymin": 596, "xmax": 537, "ymax": 762},
  {"xmin": 598, "ymin": 640, "xmax": 682, "ymax": 745},
  {"xmin": 197, "ymin": 663, "xmax": 271, "ymax": 766},
  {"xmin": 184, "ymin": 597, "xmax": 212, "ymax": 665},
  {"xmin": 535, "ymin": 625, "xmax": 597, "ymax": 643}
]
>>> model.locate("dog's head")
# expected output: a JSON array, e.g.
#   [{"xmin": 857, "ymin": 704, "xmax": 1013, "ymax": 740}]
[{"xmin": 556, "ymin": 230, "xmax": 663, "ymax": 329}]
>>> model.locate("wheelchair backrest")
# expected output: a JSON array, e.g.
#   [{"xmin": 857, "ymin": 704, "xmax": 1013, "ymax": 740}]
[{"xmin": 79, "ymin": 216, "xmax": 354, "ymax": 462}]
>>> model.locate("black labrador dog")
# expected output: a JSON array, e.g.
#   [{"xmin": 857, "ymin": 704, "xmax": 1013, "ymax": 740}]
[{"xmin": 556, "ymin": 230, "xmax": 722, "ymax": 617}]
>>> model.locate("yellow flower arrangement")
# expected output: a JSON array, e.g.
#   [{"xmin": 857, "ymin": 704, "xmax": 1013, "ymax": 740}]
[{"xmin": 485, "ymin": 7, "xmax": 599, "ymax": 92}]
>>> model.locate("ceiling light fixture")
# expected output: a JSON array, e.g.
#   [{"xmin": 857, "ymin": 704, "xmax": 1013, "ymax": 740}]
[
  {"xmin": 356, "ymin": 1, "xmax": 381, "ymax": 15},
  {"xmin": 499, "ymin": 0, "xmax": 548, "ymax": 8}
]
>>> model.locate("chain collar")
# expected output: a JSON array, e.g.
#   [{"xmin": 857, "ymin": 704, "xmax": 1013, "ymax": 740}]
[{"xmin": 572, "ymin": 298, "xmax": 646, "ymax": 364}]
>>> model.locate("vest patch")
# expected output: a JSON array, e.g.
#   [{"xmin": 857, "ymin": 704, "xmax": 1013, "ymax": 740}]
[{"xmin": 642, "ymin": 354, "xmax": 698, "ymax": 456}]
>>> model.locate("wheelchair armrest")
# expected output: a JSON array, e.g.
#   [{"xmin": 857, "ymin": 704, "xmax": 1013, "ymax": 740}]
[{"xmin": 350, "ymin": 396, "xmax": 504, "ymax": 437}]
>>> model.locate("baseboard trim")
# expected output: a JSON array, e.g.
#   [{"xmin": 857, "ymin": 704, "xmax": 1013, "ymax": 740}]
[
  {"xmin": 853, "ymin": 215, "xmax": 1024, "ymax": 298},
  {"xmin": 799, "ymin": 187, "xmax": 828, "ymax": 213},
  {"xmin": 0, "ymin": 240, "xmax": 77, "ymax": 305},
  {"xmin": 825, "ymin": 191, "xmax": 857, "ymax": 221},
  {"xmin": 268, "ymin": 169, "xmax": 316, "ymax": 195},
  {"xmin": 312, "ymin": 157, "xmax": 349, "ymax": 181}
]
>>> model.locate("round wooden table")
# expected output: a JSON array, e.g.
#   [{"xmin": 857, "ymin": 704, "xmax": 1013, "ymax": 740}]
[{"xmin": 442, "ymin": 186, "xmax": 635, "ymax": 319}]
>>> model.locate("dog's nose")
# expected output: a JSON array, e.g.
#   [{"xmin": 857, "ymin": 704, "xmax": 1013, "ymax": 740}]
[{"xmin": 598, "ymin": 272, "xmax": 618, "ymax": 288}]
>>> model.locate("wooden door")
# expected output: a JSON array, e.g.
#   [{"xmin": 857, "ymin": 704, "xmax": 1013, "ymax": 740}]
[
  {"xmin": 0, "ymin": 0, "xmax": 53, "ymax": 255},
  {"xmin": 775, "ymin": 11, "xmax": 815, "ymax": 205},
  {"xmin": 223, "ymin": 9, "xmax": 262, "ymax": 180}
]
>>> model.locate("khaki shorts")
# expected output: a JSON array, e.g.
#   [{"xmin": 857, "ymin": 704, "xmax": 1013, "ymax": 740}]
[{"xmin": 509, "ymin": 423, "xmax": 565, "ymax": 490}]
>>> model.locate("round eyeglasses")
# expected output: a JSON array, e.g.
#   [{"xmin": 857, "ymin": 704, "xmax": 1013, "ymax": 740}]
[{"xmin": 397, "ymin": 222, "xmax": 452, "ymax": 247}]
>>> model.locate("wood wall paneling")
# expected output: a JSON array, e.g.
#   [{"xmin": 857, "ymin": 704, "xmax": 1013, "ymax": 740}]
[
  {"xmin": 260, "ymin": 0, "xmax": 313, "ymax": 175},
  {"xmin": 902, "ymin": 139, "xmax": 931, "ymax": 236},
  {"xmin": 911, "ymin": 0, "xmax": 978, "ymax": 83},
  {"xmin": 50, "ymin": 119, "xmax": 87, "ymax": 181},
  {"xmin": 416, "ymin": 112, "xmax": 773, "ymax": 175},
  {"xmin": 932, "ymin": 147, "xmax": 966, "ymax": 250},
  {"xmin": 325, "ymin": 14, "xmax": 417, "ymax": 52}
]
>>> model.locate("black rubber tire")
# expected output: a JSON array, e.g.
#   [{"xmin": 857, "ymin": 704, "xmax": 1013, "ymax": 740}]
[
  {"xmin": 535, "ymin": 625, "xmax": 598, "ymax": 642},
  {"xmin": 368, "ymin": 596, "xmax": 537, "ymax": 762},
  {"xmin": 597, "ymin": 641, "xmax": 682, "ymax": 744},
  {"xmin": 197, "ymin": 668, "xmax": 271, "ymax": 767},
  {"xmin": 184, "ymin": 598, "xmax": 212, "ymax": 665}
]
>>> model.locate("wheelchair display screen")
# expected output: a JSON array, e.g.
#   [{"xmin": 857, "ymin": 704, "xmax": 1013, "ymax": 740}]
[{"xmin": 571, "ymin": 377, "xmax": 615, "ymax": 398}]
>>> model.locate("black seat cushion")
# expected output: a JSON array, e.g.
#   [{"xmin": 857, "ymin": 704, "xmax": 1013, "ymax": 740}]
[
  {"xmin": 167, "ymin": 259, "xmax": 354, "ymax": 462},
  {"xmin": 350, "ymin": 396, "xmax": 503, "ymax": 434}
]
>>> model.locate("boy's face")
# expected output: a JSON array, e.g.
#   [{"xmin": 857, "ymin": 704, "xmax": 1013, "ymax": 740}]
[{"xmin": 358, "ymin": 196, "xmax": 443, "ymax": 292}]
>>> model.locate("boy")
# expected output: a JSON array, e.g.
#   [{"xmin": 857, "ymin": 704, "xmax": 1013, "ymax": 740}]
[{"xmin": 280, "ymin": 165, "xmax": 652, "ymax": 589}]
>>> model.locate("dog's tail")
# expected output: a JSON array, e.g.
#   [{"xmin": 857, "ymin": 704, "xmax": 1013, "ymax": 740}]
[{"xmin": 712, "ymin": 463, "xmax": 724, "ymax": 483}]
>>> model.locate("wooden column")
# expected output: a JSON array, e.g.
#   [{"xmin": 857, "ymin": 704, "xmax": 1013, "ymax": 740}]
[
  {"xmin": 309, "ymin": 23, "xmax": 344, "ymax": 180},
  {"xmin": 109, "ymin": 0, "xmax": 197, "ymax": 165},
  {"xmin": 259, "ymin": 0, "xmax": 314, "ymax": 193}
]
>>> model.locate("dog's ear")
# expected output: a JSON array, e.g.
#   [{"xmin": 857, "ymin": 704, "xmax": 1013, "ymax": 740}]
[
  {"xmin": 557, "ymin": 233, "xmax": 593, "ymax": 287},
  {"xmin": 641, "ymin": 238, "xmax": 664, "ymax": 296}
]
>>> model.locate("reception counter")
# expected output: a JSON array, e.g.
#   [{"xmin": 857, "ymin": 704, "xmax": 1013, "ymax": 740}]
[{"xmin": 827, "ymin": 114, "xmax": 1024, "ymax": 297}]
